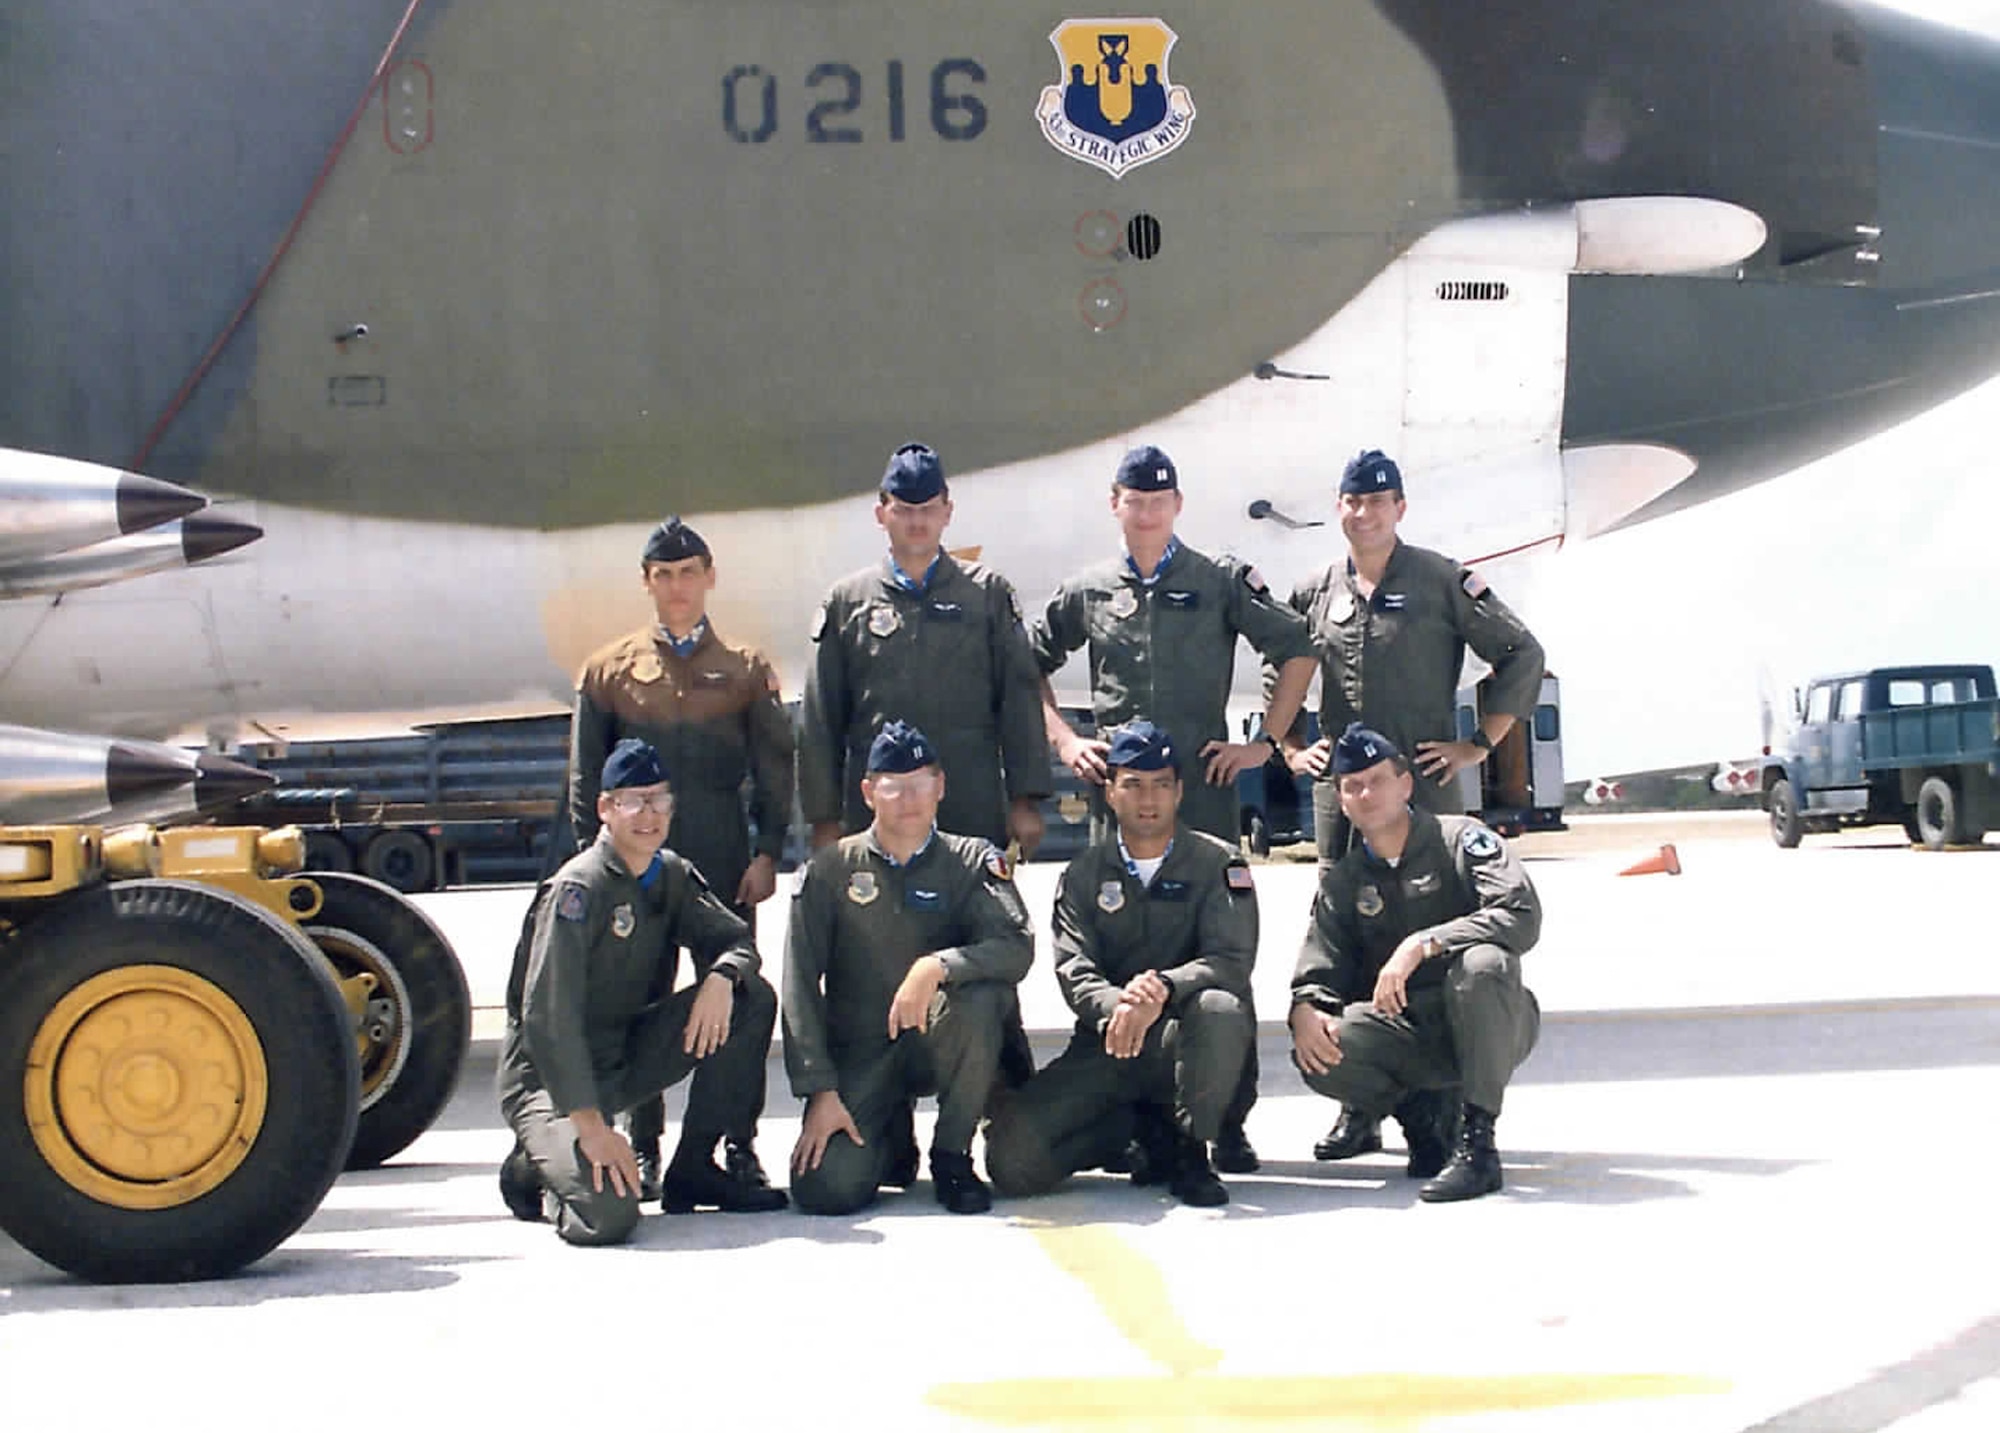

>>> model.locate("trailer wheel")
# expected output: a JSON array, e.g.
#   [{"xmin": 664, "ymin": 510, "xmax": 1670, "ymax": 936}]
[
  {"xmin": 0, "ymin": 880, "xmax": 358, "ymax": 1282},
  {"xmin": 303, "ymin": 831, "xmax": 355, "ymax": 874},
  {"xmin": 1767, "ymin": 778, "xmax": 1804, "ymax": 849},
  {"xmin": 1916, "ymin": 776, "xmax": 1965, "ymax": 850},
  {"xmin": 361, "ymin": 829, "xmax": 434, "ymax": 893},
  {"xmin": 1902, "ymin": 813, "xmax": 1924, "ymax": 845},
  {"xmin": 306, "ymin": 872, "xmax": 470, "ymax": 1169}
]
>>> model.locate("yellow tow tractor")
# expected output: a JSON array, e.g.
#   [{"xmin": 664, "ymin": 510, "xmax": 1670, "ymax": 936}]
[{"xmin": 0, "ymin": 822, "xmax": 469, "ymax": 1282}]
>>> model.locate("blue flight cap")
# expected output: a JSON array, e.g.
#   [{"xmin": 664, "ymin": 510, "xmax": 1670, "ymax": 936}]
[
  {"xmin": 1332, "ymin": 722, "xmax": 1401, "ymax": 775},
  {"xmin": 1115, "ymin": 444, "xmax": 1178, "ymax": 491},
  {"xmin": 881, "ymin": 443, "xmax": 947, "ymax": 503},
  {"xmin": 602, "ymin": 737, "xmax": 668, "ymax": 791},
  {"xmin": 1105, "ymin": 719, "xmax": 1177, "ymax": 772},
  {"xmin": 1339, "ymin": 449, "xmax": 1403, "ymax": 495},
  {"xmin": 642, "ymin": 515, "xmax": 711, "ymax": 565},
  {"xmin": 867, "ymin": 719, "xmax": 939, "ymax": 774}
]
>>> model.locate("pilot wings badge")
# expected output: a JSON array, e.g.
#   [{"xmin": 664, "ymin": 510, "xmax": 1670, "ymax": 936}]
[{"xmin": 1037, "ymin": 20, "xmax": 1196, "ymax": 179}]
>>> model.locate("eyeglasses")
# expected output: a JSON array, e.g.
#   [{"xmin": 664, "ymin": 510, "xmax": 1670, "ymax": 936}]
[
  {"xmin": 867, "ymin": 770, "xmax": 940, "ymax": 798},
  {"xmin": 606, "ymin": 791, "xmax": 674, "ymax": 816}
]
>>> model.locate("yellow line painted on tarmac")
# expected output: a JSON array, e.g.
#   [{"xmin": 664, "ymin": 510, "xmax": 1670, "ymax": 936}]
[{"xmin": 926, "ymin": 1222, "xmax": 1728, "ymax": 1428}]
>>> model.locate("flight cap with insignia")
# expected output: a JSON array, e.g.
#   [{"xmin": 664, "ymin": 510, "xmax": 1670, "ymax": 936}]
[
  {"xmin": 867, "ymin": 719, "xmax": 939, "ymax": 774},
  {"xmin": 1105, "ymin": 719, "xmax": 1177, "ymax": 772},
  {"xmin": 602, "ymin": 737, "xmax": 668, "ymax": 792},
  {"xmin": 1115, "ymin": 444, "xmax": 1178, "ymax": 491},
  {"xmin": 642, "ymin": 515, "xmax": 711, "ymax": 565},
  {"xmin": 1332, "ymin": 722, "xmax": 1401, "ymax": 775},
  {"xmin": 1339, "ymin": 449, "xmax": 1403, "ymax": 495},
  {"xmin": 881, "ymin": 442, "xmax": 948, "ymax": 503}
]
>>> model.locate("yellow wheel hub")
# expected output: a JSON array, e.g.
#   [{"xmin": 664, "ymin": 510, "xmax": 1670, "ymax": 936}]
[{"xmin": 25, "ymin": 964, "xmax": 267, "ymax": 1210}]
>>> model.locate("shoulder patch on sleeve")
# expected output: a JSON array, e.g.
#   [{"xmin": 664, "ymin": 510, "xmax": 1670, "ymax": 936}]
[
  {"xmin": 1461, "ymin": 569, "xmax": 1489, "ymax": 599},
  {"xmin": 1242, "ymin": 565, "xmax": 1268, "ymax": 594},
  {"xmin": 555, "ymin": 882, "xmax": 588, "ymax": 922},
  {"xmin": 1462, "ymin": 824, "xmax": 1503, "ymax": 860},
  {"xmin": 1226, "ymin": 864, "xmax": 1256, "ymax": 892},
  {"xmin": 985, "ymin": 847, "xmax": 1014, "ymax": 883},
  {"xmin": 808, "ymin": 604, "xmax": 828, "ymax": 643}
]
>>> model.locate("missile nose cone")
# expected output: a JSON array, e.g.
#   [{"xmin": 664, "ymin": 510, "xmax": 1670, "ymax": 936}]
[
  {"xmin": 103, "ymin": 740, "xmax": 199, "ymax": 807},
  {"xmin": 191, "ymin": 750, "xmax": 276, "ymax": 810},
  {"xmin": 180, "ymin": 513, "xmax": 264, "ymax": 565},
  {"xmin": 115, "ymin": 471, "xmax": 207, "ymax": 536}
]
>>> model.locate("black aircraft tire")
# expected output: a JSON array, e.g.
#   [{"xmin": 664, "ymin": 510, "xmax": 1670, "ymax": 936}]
[
  {"xmin": 308, "ymin": 872, "xmax": 471, "ymax": 1170},
  {"xmin": 0, "ymin": 880, "xmax": 358, "ymax": 1283},
  {"xmin": 1916, "ymin": 776, "xmax": 1963, "ymax": 851},
  {"xmin": 1767, "ymin": 779, "xmax": 1804, "ymax": 849},
  {"xmin": 361, "ymin": 829, "xmax": 434, "ymax": 893}
]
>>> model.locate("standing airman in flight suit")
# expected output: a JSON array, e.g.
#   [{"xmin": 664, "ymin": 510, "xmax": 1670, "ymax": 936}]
[
  {"xmin": 985, "ymin": 721, "xmax": 1255, "ymax": 1208},
  {"xmin": 1032, "ymin": 443, "xmax": 1317, "ymax": 1173},
  {"xmin": 564, "ymin": 517, "xmax": 793, "ymax": 1201},
  {"xmin": 1289, "ymin": 724, "xmax": 1542, "ymax": 1202}
]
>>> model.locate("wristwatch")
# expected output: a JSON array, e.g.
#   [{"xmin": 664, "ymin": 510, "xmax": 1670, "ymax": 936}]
[
  {"xmin": 1425, "ymin": 935, "xmax": 1446, "ymax": 960},
  {"xmin": 1468, "ymin": 729, "xmax": 1494, "ymax": 753}
]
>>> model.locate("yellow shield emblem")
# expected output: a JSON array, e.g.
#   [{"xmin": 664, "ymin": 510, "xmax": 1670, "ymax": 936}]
[{"xmin": 1037, "ymin": 19, "xmax": 1197, "ymax": 179}]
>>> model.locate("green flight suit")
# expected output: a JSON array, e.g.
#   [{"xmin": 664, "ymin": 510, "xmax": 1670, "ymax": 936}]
[
  {"xmin": 799, "ymin": 553, "xmax": 1049, "ymax": 845},
  {"xmin": 1031, "ymin": 542, "xmax": 1313, "ymax": 844},
  {"xmin": 783, "ymin": 828, "xmax": 1033, "ymax": 1215},
  {"xmin": 567, "ymin": 620, "xmax": 794, "ymax": 1152},
  {"xmin": 497, "ymin": 837, "xmax": 776, "ymax": 1246},
  {"xmin": 985, "ymin": 827, "xmax": 1256, "ymax": 1198},
  {"xmin": 1273, "ymin": 541, "xmax": 1543, "ymax": 863},
  {"xmin": 1291, "ymin": 810, "xmax": 1541, "ymax": 1119}
]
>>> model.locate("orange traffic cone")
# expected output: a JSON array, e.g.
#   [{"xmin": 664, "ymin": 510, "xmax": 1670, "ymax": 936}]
[{"xmin": 1619, "ymin": 844, "xmax": 1681, "ymax": 877}]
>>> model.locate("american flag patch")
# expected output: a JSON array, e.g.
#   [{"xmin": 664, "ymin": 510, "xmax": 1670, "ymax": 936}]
[
  {"xmin": 1462, "ymin": 569, "xmax": 1488, "ymax": 598},
  {"xmin": 1226, "ymin": 865, "xmax": 1255, "ymax": 892}
]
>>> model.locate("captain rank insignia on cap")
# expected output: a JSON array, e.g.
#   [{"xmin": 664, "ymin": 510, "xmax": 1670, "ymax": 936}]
[
  {"xmin": 1226, "ymin": 865, "xmax": 1255, "ymax": 893},
  {"xmin": 847, "ymin": 871, "xmax": 880, "ymax": 905},
  {"xmin": 1355, "ymin": 884, "xmax": 1385, "ymax": 917},
  {"xmin": 1097, "ymin": 880, "xmax": 1126, "ymax": 913},
  {"xmin": 611, "ymin": 903, "xmax": 635, "ymax": 939},
  {"xmin": 868, "ymin": 605, "xmax": 901, "ymax": 638},
  {"xmin": 1463, "ymin": 826, "xmax": 1503, "ymax": 860},
  {"xmin": 556, "ymin": 884, "xmax": 588, "ymax": 922}
]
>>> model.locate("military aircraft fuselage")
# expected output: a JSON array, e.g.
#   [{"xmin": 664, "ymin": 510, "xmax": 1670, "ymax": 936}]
[{"xmin": 4, "ymin": 2, "xmax": 2000, "ymax": 739}]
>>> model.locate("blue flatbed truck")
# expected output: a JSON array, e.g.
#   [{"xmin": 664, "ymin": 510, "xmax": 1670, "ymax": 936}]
[{"xmin": 1762, "ymin": 664, "xmax": 2000, "ymax": 850}]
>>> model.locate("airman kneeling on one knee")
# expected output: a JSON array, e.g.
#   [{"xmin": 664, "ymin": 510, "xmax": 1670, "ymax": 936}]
[{"xmin": 1289, "ymin": 723, "xmax": 1541, "ymax": 1202}]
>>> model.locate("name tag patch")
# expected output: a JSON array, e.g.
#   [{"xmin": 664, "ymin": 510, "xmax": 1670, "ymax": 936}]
[
  {"xmin": 928, "ymin": 601, "xmax": 965, "ymax": 621},
  {"xmin": 906, "ymin": 888, "xmax": 943, "ymax": 912},
  {"xmin": 1153, "ymin": 879, "xmax": 1191, "ymax": 902},
  {"xmin": 1162, "ymin": 590, "xmax": 1200, "ymax": 610},
  {"xmin": 1406, "ymin": 872, "xmax": 1441, "ymax": 897}
]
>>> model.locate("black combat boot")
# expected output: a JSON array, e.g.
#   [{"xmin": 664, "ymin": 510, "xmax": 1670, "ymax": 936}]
[
  {"xmin": 883, "ymin": 1101, "xmax": 921, "ymax": 1188},
  {"xmin": 1419, "ymin": 1104, "xmax": 1503, "ymax": 1203},
  {"xmin": 1125, "ymin": 1103, "xmax": 1179, "ymax": 1187},
  {"xmin": 930, "ymin": 1149, "xmax": 993, "ymax": 1214},
  {"xmin": 1168, "ymin": 1135, "xmax": 1228, "ymax": 1208},
  {"xmin": 724, "ymin": 1137, "xmax": 775, "ymax": 1192},
  {"xmin": 633, "ymin": 1141, "xmax": 664, "ymax": 1204},
  {"xmin": 660, "ymin": 1136, "xmax": 790, "ymax": 1214},
  {"xmin": 1212, "ymin": 1121, "xmax": 1260, "ymax": 1175},
  {"xmin": 1394, "ymin": 1089, "xmax": 1461, "ymax": 1180},
  {"xmin": 1313, "ymin": 1105, "xmax": 1383, "ymax": 1161},
  {"xmin": 498, "ymin": 1141, "xmax": 545, "ymax": 1222}
]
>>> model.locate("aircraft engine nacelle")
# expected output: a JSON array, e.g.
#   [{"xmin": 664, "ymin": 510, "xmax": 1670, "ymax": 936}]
[
  {"xmin": 1583, "ymin": 778, "xmax": 1626, "ymax": 806},
  {"xmin": 1711, "ymin": 762, "xmax": 1763, "ymax": 796}
]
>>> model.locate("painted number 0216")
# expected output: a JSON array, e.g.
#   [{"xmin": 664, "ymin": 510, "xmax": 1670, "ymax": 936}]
[{"xmin": 721, "ymin": 60, "xmax": 986, "ymax": 143}]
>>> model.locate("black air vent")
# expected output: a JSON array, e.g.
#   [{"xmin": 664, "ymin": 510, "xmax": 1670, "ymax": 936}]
[
  {"xmin": 1436, "ymin": 280, "xmax": 1509, "ymax": 302},
  {"xmin": 1126, "ymin": 213, "xmax": 1163, "ymax": 261}
]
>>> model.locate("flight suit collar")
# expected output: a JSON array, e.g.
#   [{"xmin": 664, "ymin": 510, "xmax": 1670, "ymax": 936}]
[
  {"xmin": 653, "ymin": 617, "xmax": 713, "ymax": 661},
  {"xmin": 1121, "ymin": 535, "xmax": 1182, "ymax": 586},
  {"xmin": 1344, "ymin": 539, "xmax": 1409, "ymax": 593},
  {"xmin": 592, "ymin": 834, "xmax": 667, "ymax": 889},
  {"xmin": 1358, "ymin": 805, "xmax": 1440, "ymax": 870},
  {"xmin": 865, "ymin": 825, "xmax": 939, "ymax": 868},
  {"xmin": 883, "ymin": 549, "xmax": 951, "ymax": 595}
]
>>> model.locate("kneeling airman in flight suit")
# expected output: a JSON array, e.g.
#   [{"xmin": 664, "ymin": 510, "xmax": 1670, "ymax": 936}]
[
  {"xmin": 985, "ymin": 721, "xmax": 1256, "ymax": 1208},
  {"xmin": 497, "ymin": 739, "xmax": 786, "ymax": 1245},
  {"xmin": 785, "ymin": 720, "xmax": 1034, "ymax": 1216},
  {"xmin": 1290, "ymin": 723, "xmax": 1542, "ymax": 1202}
]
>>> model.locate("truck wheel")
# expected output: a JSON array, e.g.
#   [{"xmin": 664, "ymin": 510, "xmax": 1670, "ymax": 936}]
[
  {"xmin": 1244, "ymin": 811, "xmax": 1271, "ymax": 857},
  {"xmin": 1767, "ymin": 778, "xmax": 1804, "ymax": 849},
  {"xmin": 361, "ymin": 829, "xmax": 434, "ymax": 893},
  {"xmin": 303, "ymin": 831, "xmax": 355, "ymax": 874},
  {"xmin": 0, "ymin": 880, "xmax": 358, "ymax": 1282},
  {"xmin": 1916, "ymin": 776, "xmax": 1965, "ymax": 850},
  {"xmin": 306, "ymin": 872, "xmax": 471, "ymax": 1170}
]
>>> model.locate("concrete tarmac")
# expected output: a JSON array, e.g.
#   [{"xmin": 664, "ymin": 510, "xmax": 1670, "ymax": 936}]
[{"xmin": 5, "ymin": 814, "xmax": 1999, "ymax": 1433}]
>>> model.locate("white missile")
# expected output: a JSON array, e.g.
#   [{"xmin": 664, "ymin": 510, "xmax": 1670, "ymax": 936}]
[
  {"xmin": 0, "ymin": 513, "xmax": 263, "ymax": 599},
  {"xmin": 0, "ymin": 447, "xmax": 208, "ymax": 564},
  {"xmin": 0, "ymin": 725, "xmax": 273, "ymax": 826}
]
